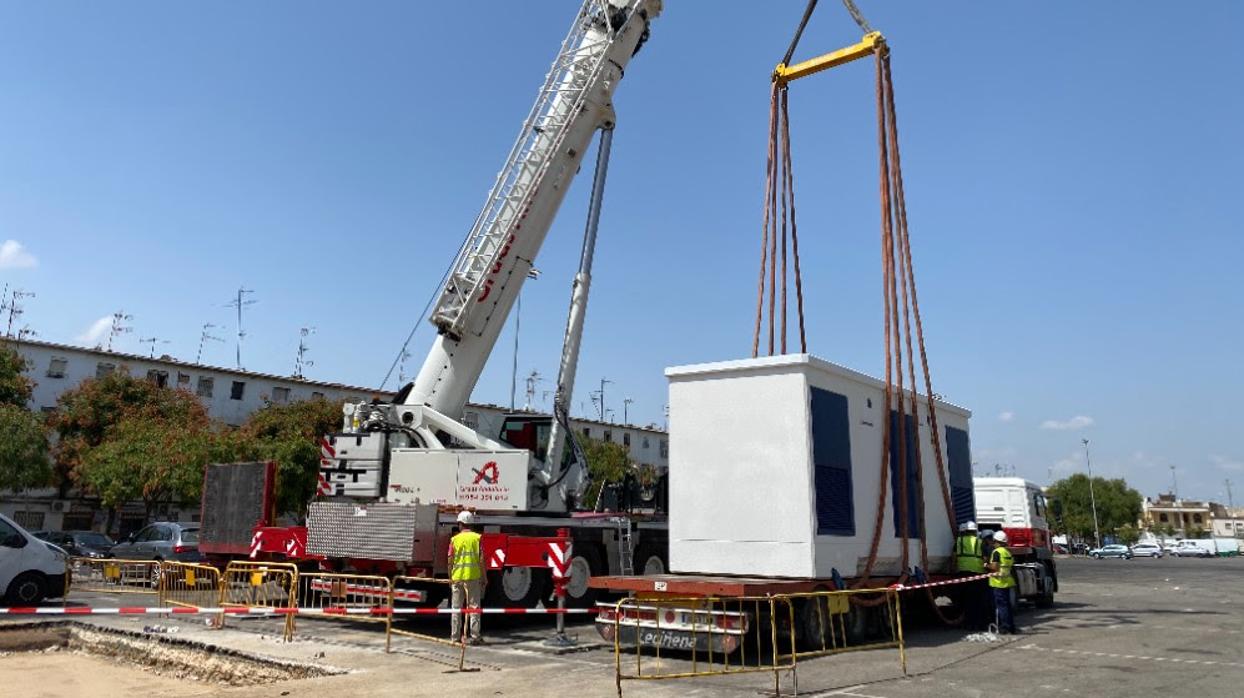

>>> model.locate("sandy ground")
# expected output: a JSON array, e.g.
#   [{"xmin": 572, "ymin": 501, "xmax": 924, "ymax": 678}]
[{"xmin": 0, "ymin": 652, "xmax": 218, "ymax": 698}]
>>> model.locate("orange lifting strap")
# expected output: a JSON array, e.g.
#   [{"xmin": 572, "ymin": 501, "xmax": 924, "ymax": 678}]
[{"xmin": 751, "ymin": 0, "xmax": 964, "ymax": 626}]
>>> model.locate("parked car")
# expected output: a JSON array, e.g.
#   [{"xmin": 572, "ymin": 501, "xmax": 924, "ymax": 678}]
[
  {"xmin": 33, "ymin": 530, "xmax": 116, "ymax": 559},
  {"xmin": 1089, "ymin": 544, "xmax": 1133, "ymax": 559},
  {"xmin": 1171, "ymin": 540, "xmax": 1215, "ymax": 558},
  {"xmin": 1130, "ymin": 543, "xmax": 1163, "ymax": 558},
  {"xmin": 110, "ymin": 523, "xmax": 204, "ymax": 564},
  {"xmin": 0, "ymin": 513, "xmax": 69, "ymax": 605}
]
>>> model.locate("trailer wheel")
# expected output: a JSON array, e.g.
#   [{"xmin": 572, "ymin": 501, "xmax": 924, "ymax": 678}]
[
  {"xmin": 796, "ymin": 592, "xmax": 834, "ymax": 650},
  {"xmin": 632, "ymin": 544, "xmax": 666, "ymax": 576},
  {"xmin": 564, "ymin": 545, "xmax": 603, "ymax": 608},
  {"xmin": 484, "ymin": 567, "xmax": 550, "ymax": 609}
]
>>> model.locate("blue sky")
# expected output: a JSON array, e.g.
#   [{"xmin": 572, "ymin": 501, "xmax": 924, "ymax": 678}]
[{"xmin": 2, "ymin": 2, "xmax": 1241, "ymax": 503}]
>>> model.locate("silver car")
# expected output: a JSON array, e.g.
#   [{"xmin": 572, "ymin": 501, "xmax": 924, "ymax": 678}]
[
  {"xmin": 110, "ymin": 523, "xmax": 204, "ymax": 564},
  {"xmin": 1130, "ymin": 543, "xmax": 1163, "ymax": 558}
]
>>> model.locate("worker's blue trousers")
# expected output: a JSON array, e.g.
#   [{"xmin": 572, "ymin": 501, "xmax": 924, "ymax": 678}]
[{"xmin": 992, "ymin": 587, "xmax": 1017, "ymax": 633}]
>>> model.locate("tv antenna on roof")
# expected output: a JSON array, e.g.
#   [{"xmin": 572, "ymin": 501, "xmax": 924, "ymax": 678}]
[
  {"xmin": 224, "ymin": 287, "xmax": 257, "ymax": 369},
  {"xmin": 294, "ymin": 326, "xmax": 315, "ymax": 379},
  {"xmin": 139, "ymin": 336, "xmax": 171, "ymax": 358},
  {"xmin": 197, "ymin": 323, "xmax": 224, "ymax": 364},
  {"xmin": 107, "ymin": 312, "xmax": 133, "ymax": 352},
  {"xmin": 3, "ymin": 288, "xmax": 35, "ymax": 338}
]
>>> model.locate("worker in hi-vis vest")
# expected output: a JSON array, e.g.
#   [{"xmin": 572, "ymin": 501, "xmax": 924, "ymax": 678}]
[
  {"xmin": 987, "ymin": 530, "xmax": 1019, "ymax": 634},
  {"xmin": 449, "ymin": 510, "xmax": 485, "ymax": 644},
  {"xmin": 953, "ymin": 520, "xmax": 988, "ymax": 629}
]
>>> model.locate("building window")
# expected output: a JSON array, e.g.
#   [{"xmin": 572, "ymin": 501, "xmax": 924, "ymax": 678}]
[
  {"xmin": 463, "ymin": 412, "xmax": 479, "ymax": 429},
  {"xmin": 659, "ymin": 439, "xmax": 669, "ymax": 459},
  {"xmin": 1159, "ymin": 513, "xmax": 1169, "ymax": 523},
  {"xmin": 197, "ymin": 377, "xmax": 214, "ymax": 398},
  {"xmin": 96, "ymin": 362, "xmax": 116, "ymax": 379},
  {"xmin": 230, "ymin": 381, "xmax": 246, "ymax": 400},
  {"xmin": 311, "ymin": 391, "xmax": 325, "ymax": 400},
  {"xmin": 177, "ymin": 372, "xmax": 191, "ymax": 388},
  {"xmin": 604, "ymin": 429, "xmax": 612, "ymax": 443},
  {"xmin": 47, "ymin": 357, "xmax": 68, "ymax": 379},
  {"xmin": 13, "ymin": 511, "xmax": 45, "ymax": 530},
  {"xmin": 643, "ymin": 436, "xmax": 650, "ymax": 449},
  {"xmin": 1193, "ymin": 514, "xmax": 1203, "ymax": 524},
  {"xmin": 146, "ymin": 369, "xmax": 169, "ymax": 388},
  {"xmin": 623, "ymin": 433, "xmax": 631, "ymax": 448},
  {"xmin": 582, "ymin": 427, "xmax": 590, "ymax": 438},
  {"xmin": 271, "ymin": 386, "xmax": 290, "ymax": 404}
]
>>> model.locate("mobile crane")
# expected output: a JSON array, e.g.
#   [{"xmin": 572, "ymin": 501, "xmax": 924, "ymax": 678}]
[{"xmin": 302, "ymin": 0, "xmax": 666, "ymax": 609}]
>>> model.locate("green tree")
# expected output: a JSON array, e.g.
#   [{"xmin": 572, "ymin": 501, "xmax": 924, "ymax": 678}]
[
  {"xmin": 48, "ymin": 370, "xmax": 205, "ymax": 489},
  {"xmin": 236, "ymin": 397, "xmax": 343, "ymax": 516},
  {"xmin": 579, "ymin": 437, "xmax": 630, "ymax": 509},
  {"xmin": 0, "ymin": 404, "xmax": 51, "ymax": 490},
  {"xmin": 1115, "ymin": 523, "xmax": 1140, "ymax": 545},
  {"xmin": 0, "ymin": 342, "xmax": 34, "ymax": 407},
  {"xmin": 77, "ymin": 414, "xmax": 222, "ymax": 514},
  {"xmin": 1048, "ymin": 474, "xmax": 1143, "ymax": 542}
]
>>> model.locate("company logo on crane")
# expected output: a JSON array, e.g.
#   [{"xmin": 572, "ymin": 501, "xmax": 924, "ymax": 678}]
[{"xmin": 472, "ymin": 461, "xmax": 500, "ymax": 485}]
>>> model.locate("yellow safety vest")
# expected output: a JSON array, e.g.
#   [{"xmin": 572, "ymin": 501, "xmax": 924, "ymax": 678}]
[
  {"xmin": 989, "ymin": 546, "xmax": 1016, "ymax": 589},
  {"xmin": 955, "ymin": 534, "xmax": 985, "ymax": 573},
  {"xmin": 450, "ymin": 530, "xmax": 483, "ymax": 582}
]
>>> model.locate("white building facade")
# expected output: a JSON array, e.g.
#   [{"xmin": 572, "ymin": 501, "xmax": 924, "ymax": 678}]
[{"xmin": 3, "ymin": 339, "xmax": 668, "ymax": 535}]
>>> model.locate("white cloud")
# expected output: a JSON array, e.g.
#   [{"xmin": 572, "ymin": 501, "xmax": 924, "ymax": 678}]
[
  {"xmin": 1051, "ymin": 452, "xmax": 1081, "ymax": 477},
  {"xmin": 76, "ymin": 316, "xmax": 113, "ymax": 346},
  {"xmin": 1040, "ymin": 415, "xmax": 1094, "ymax": 431},
  {"xmin": 1211, "ymin": 454, "xmax": 1244, "ymax": 473},
  {"xmin": 0, "ymin": 240, "xmax": 37, "ymax": 269},
  {"xmin": 998, "ymin": 411, "xmax": 1015, "ymax": 423}
]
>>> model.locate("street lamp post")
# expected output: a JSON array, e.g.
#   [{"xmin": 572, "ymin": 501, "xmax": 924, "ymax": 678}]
[{"xmin": 1083, "ymin": 438, "xmax": 1102, "ymax": 548}]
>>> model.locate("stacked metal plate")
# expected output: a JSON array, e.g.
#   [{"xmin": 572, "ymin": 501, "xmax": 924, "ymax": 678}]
[{"xmin": 306, "ymin": 500, "xmax": 437, "ymax": 562}]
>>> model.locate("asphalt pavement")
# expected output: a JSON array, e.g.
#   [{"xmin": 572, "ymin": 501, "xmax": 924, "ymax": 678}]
[{"xmin": 4, "ymin": 555, "xmax": 1241, "ymax": 697}]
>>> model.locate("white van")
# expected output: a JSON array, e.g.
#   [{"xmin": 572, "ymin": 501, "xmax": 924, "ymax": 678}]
[{"xmin": 0, "ymin": 512, "xmax": 69, "ymax": 605}]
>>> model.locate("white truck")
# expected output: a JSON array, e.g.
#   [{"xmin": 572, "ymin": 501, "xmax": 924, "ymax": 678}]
[
  {"xmin": 301, "ymin": 0, "xmax": 666, "ymax": 609},
  {"xmin": 972, "ymin": 477, "xmax": 1058, "ymax": 607}
]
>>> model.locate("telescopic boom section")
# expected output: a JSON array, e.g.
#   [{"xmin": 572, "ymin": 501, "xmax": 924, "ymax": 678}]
[{"xmin": 407, "ymin": 0, "xmax": 661, "ymax": 416}]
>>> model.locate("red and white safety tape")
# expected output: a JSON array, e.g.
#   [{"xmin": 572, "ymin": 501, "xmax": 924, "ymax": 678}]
[
  {"xmin": 890, "ymin": 573, "xmax": 994, "ymax": 591},
  {"xmin": 0, "ymin": 606, "xmax": 599, "ymax": 616}
]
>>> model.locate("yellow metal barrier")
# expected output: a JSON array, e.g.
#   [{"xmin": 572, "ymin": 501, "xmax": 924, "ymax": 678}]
[
  {"xmin": 610, "ymin": 588, "xmax": 906, "ymax": 696},
  {"xmin": 386, "ymin": 575, "xmax": 464, "ymax": 656},
  {"xmin": 608, "ymin": 594, "xmax": 794, "ymax": 696},
  {"xmin": 297, "ymin": 571, "xmax": 393, "ymax": 647},
  {"xmin": 773, "ymin": 588, "xmax": 906, "ymax": 672},
  {"xmin": 68, "ymin": 558, "xmax": 162, "ymax": 598},
  {"xmin": 218, "ymin": 561, "xmax": 299, "ymax": 641},
  {"xmin": 158, "ymin": 561, "xmax": 222, "ymax": 609}
]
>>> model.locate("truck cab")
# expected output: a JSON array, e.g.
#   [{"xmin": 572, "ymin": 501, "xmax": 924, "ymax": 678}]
[{"xmin": 972, "ymin": 476, "xmax": 1052, "ymax": 551}]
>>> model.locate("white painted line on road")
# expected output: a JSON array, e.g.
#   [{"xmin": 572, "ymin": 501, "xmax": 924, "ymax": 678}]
[
  {"xmin": 1017, "ymin": 643, "xmax": 1244, "ymax": 670},
  {"xmin": 824, "ymin": 686, "xmax": 888, "ymax": 698}
]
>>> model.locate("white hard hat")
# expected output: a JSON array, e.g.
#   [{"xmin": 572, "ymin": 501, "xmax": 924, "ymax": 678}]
[
  {"xmin": 964, "ymin": 521, "xmax": 978, "ymax": 532},
  {"xmin": 456, "ymin": 511, "xmax": 476, "ymax": 525},
  {"xmin": 993, "ymin": 530, "xmax": 1008, "ymax": 544}
]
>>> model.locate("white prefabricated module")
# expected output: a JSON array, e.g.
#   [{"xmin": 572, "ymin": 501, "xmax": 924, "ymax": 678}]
[{"xmin": 666, "ymin": 354, "xmax": 974, "ymax": 579}]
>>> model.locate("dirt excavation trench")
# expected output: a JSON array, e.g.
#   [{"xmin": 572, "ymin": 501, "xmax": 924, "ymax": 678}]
[{"xmin": 0, "ymin": 622, "xmax": 339, "ymax": 696}]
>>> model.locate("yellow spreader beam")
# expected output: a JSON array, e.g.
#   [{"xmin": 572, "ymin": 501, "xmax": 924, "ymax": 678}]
[{"xmin": 773, "ymin": 31, "xmax": 884, "ymax": 84}]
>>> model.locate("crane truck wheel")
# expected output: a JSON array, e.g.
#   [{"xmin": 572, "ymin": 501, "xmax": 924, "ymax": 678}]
[
  {"xmin": 632, "ymin": 544, "xmax": 666, "ymax": 576},
  {"xmin": 484, "ymin": 567, "xmax": 550, "ymax": 609},
  {"xmin": 564, "ymin": 545, "xmax": 604, "ymax": 608}
]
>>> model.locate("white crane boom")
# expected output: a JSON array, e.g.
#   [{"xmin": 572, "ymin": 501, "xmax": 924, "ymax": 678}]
[{"xmin": 408, "ymin": 0, "xmax": 660, "ymax": 418}]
